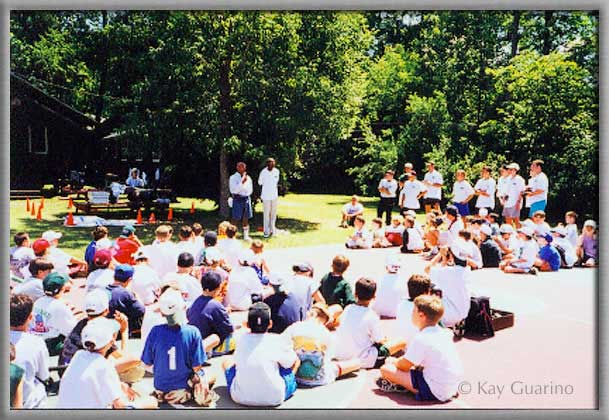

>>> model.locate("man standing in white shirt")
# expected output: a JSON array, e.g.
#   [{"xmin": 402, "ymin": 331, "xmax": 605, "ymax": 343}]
[
  {"xmin": 524, "ymin": 159, "xmax": 549, "ymax": 218},
  {"xmin": 422, "ymin": 161, "xmax": 443, "ymax": 214},
  {"xmin": 377, "ymin": 170, "xmax": 398, "ymax": 226},
  {"xmin": 496, "ymin": 164, "xmax": 510, "ymax": 215},
  {"xmin": 399, "ymin": 171, "xmax": 426, "ymax": 215},
  {"xmin": 230, "ymin": 162, "xmax": 254, "ymax": 241},
  {"xmin": 258, "ymin": 158, "xmax": 280, "ymax": 238},
  {"xmin": 451, "ymin": 170, "xmax": 475, "ymax": 223},
  {"xmin": 474, "ymin": 166, "xmax": 496, "ymax": 213},
  {"xmin": 502, "ymin": 163, "xmax": 526, "ymax": 228}
]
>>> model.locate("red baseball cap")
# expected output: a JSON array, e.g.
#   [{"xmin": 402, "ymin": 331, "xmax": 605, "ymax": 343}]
[
  {"xmin": 93, "ymin": 249, "xmax": 112, "ymax": 267},
  {"xmin": 32, "ymin": 239, "xmax": 51, "ymax": 255}
]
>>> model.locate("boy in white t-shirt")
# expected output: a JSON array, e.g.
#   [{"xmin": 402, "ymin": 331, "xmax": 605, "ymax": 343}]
[
  {"xmin": 500, "ymin": 227, "xmax": 539, "ymax": 275},
  {"xmin": 340, "ymin": 195, "xmax": 365, "ymax": 228},
  {"xmin": 58, "ymin": 317, "xmax": 158, "ymax": 409},
  {"xmin": 131, "ymin": 249, "xmax": 162, "ymax": 306},
  {"xmin": 226, "ymin": 249, "xmax": 266, "ymax": 311},
  {"xmin": 377, "ymin": 294, "xmax": 463, "ymax": 402},
  {"xmin": 146, "ymin": 225, "xmax": 179, "ymax": 279},
  {"xmin": 396, "ymin": 274, "xmax": 433, "ymax": 345},
  {"xmin": 86, "ymin": 249, "xmax": 115, "ymax": 292},
  {"xmin": 451, "ymin": 169, "xmax": 475, "ymax": 223},
  {"xmin": 345, "ymin": 216, "xmax": 373, "ymax": 249},
  {"xmin": 10, "ymin": 294, "xmax": 50, "ymax": 408},
  {"xmin": 12, "ymin": 258, "xmax": 54, "ymax": 302},
  {"xmin": 564, "ymin": 211, "xmax": 579, "ymax": 247},
  {"xmin": 399, "ymin": 171, "xmax": 426, "ymax": 215},
  {"xmin": 372, "ymin": 255, "xmax": 408, "ymax": 318},
  {"xmin": 550, "ymin": 226, "xmax": 577, "ymax": 268},
  {"xmin": 473, "ymin": 166, "xmax": 496, "ymax": 213},
  {"xmin": 400, "ymin": 216, "xmax": 424, "ymax": 253},
  {"xmin": 282, "ymin": 304, "xmax": 360, "ymax": 387},
  {"xmin": 162, "ymin": 252, "xmax": 203, "ymax": 307},
  {"xmin": 30, "ymin": 273, "xmax": 80, "ymax": 356},
  {"xmin": 385, "ymin": 215, "xmax": 405, "ymax": 247},
  {"xmin": 10, "ymin": 232, "xmax": 35, "ymax": 279},
  {"xmin": 334, "ymin": 278, "xmax": 406, "ymax": 369},
  {"xmin": 217, "ymin": 224, "xmax": 242, "ymax": 270},
  {"xmin": 222, "ymin": 302, "xmax": 300, "ymax": 407}
]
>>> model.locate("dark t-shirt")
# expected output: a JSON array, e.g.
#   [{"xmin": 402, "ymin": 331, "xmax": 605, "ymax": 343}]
[
  {"xmin": 318, "ymin": 273, "xmax": 356, "ymax": 308},
  {"xmin": 107, "ymin": 284, "xmax": 145, "ymax": 332},
  {"xmin": 263, "ymin": 292, "xmax": 302, "ymax": 334},
  {"xmin": 60, "ymin": 318, "xmax": 117, "ymax": 365},
  {"xmin": 480, "ymin": 239, "xmax": 502, "ymax": 268},
  {"xmin": 539, "ymin": 245, "xmax": 561, "ymax": 271},
  {"xmin": 187, "ymin": 295, "xmax": 234, "ymax": 341}
]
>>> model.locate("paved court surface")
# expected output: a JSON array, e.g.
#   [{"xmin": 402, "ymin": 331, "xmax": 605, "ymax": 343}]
[{"xmin": 45, "ymin": 243, "xmax": 597, "ymax": 409}]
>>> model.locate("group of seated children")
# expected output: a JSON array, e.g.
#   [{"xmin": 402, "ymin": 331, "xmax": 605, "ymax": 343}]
[{"xmin": 343, "ymin": 206, "xmax": 597, "ymax": 275}]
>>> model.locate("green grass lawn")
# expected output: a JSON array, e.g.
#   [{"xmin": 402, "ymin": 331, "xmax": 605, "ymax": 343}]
[{"xmin": 10, "ymin": 193, "xmax": 420, "ymax": 257}]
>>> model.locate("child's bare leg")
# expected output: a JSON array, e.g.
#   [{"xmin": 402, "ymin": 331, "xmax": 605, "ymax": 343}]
[
  {"xmin": 336, "ymin": 359, "xmax": 361, "ymax": 378},
  {"xmin": 326, "ymin": 305, "xmax": 343, "ymax": 330},
  {"xmin": 503, "ymin": 265, "xmax": 526, "ymax": 274},
  {"xmin": 203, "ymin": 334, "xmax": 221, "ymax": 353},
  {"xmin": 222, "ymin": 358, "xmax": 235, "ymax": 371},
  {"xmin": 380, "ymin": 363, "xmax": 417, "ymax": 394}
]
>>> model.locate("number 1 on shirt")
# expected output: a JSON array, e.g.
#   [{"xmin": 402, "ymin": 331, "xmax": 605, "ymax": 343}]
[{"xmin": 168, "ymin": 346, "xmax": 176, "ymax": 370}]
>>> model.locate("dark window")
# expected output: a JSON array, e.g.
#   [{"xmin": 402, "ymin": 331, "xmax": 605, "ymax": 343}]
[{"xmin": 28, "ymin": 125, "xmax": 48, "ymax": 155}]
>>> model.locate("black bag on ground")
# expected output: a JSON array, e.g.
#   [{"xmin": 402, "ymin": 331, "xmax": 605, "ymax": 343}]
[{"xmin": 464, "ymin": 296, "xmax": 495, "ymax": 337}]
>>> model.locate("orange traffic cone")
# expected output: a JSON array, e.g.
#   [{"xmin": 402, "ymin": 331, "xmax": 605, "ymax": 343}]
[
  {"xmin": 136, "ymin": 209, "xmax": 143, "ymax": 225},
  {"xmin": 36, "ymin": 205, "xmax": 42, "ymax": 221},
  {"xmin": 167, "ymin": 207, "xmax": 173, "ymax": 221},
  {"xmin": 190, "ymin": 201, "xmax": 195, "ymax": 214},
  {"xmin": 67, "ymin": 197, "xmax": 74, "ymax": 209},
  {"xmin": 40, "ymin": 197, "xmax": 45, "ymax": 209},
  {"xmin": 66, "ymin": 212, "xmax": 75, "ymax": 226},
  {"xmin": 26, "ymin": 197, "xmax": 30, "ymax": 212},
  {"xmin": 148, "ymin": 212, "xmax": 156, "ymax": 223},
  {"xmin": 30, "ymin": 202, "xmax": 36, "ymax": 217}
]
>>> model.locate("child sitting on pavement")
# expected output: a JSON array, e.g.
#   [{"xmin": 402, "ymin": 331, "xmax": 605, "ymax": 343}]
[
  {"xmin": 282, "ymin": 303, "xmax": 361, "ymax": 387},
  {"xmin": 385, "ymin": 216, "xmax": 405, "ymax": 247},
  {"xmin": 396, "ymin": 274, "xmax": 433, "ymax": 345},
  {"xmin": 372, "ymin": 255, "xmax": 408, "ymax": 319},
  {"xmin": 377, "ymin": 294, "xmax": 463, "ymax": 402},
  {"xmin": 345, "ymin": 216, "xmax": 373, "ymax": 249},
  {"xmin": 577, "ymin": 220, "xmax": 598, "ymax": 267},
  {"xmin": 532, "ymin": 233, "xmax": 561, "ymax": 272},
  {"xmin": 499, "ymin": 226, "xmax": 539, "ymax": 275},
  {"xmin": 318, "ymin": 255, "xmax": 356, "ymax": 328},
  {"xmin": 222, "ymin": 302, "xmax": 300, "ymax": 407},
  {"xmin": 334, "ymin": 277, "xmax": 406, "ymax": 369},
  {"xmin": 401, "ymin": 216, "xmax": 424, "ymax": 254},
  {"xmin": 371, "ymin": 218, "xmax": 393, "ymax": 248}
]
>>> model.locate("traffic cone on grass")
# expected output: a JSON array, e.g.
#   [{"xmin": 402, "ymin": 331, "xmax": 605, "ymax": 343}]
[
  {"xmin": 67, "ymin": 197, "xmax": 74, "ymax": 209},
  {"xmin": 36, "ymin": 205, "xmax": 42, "ymax": 221},
  {"xmin": 26, "ymin": 197, "xmax": 30, "ymax": 212},
  {"xmin": 136, "ymin": 209, "xmax": 143, "ymax": 225},
  {"xmin": 66, "ymin": 212, "xmax": 75, "ymax": 226},
  {"xmin": 167, "ymin": 207, "xmax": 173, "ymax": 221},
  {"xmin": 40, "ymin": 197, "xmax": 45, "ymax": 209},
  {"xmin": 190, "ymin": 201, "xmax": 195, "ymax": 214},
  {"xmin": 30, "ymin": 203, "xmax": 36, "ymax": 217}
]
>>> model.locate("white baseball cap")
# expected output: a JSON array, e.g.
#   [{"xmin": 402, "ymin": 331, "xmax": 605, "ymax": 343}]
[
  {"xmin": 507, "ymin": 163, "xmax": 520, "ymax": 171},
  {"xmin": 521, "ymin": 219, "xmax": 535, "ymax": 229},
  {"xmin": 81, "ymin": 317, "xmax": 120, "ymax": 351},
  {"xmin": 518, "ymin": 226, "xmax": 535, "ymax": 237},
  {"xmin": 551, "ymin": 226, "xmax": 567, "ymax": 237},
  {"xmin": 499, "ymin": 224, "xmax": 514, "ymax": 234},
  {"xmin": 238, "ymin": 249, "xmax": 257, "ymax": 265},
  {"xmin": 480, "ymin": 224, "xmax": 493, "ymax": 236},
  {"xmin": 159, "ymin": 289, "xmax": 186, "ymax": 316},
  {"xmin": 405, "ymin": 210, "xmax": 416, "ymax": 217},
  {"xmin": 42, "ymin": 230, "xmax": 62, "ymax": 242},
  {"xmin": 478, "ymin": 208, "xmax": 489, "ymax": 217},
  {"xmin": 385, "ymin": 254, "xmax": 401, "ymax": 272},
  {"xmin": 84, "ymin": 289, "xmax": 110, "ymax": 316},
  {"xmin": 584, "ymin": 220, "xmax": 597, "ymax": 229}
]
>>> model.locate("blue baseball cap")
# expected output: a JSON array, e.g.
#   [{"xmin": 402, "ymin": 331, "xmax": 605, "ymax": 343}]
[{"xmin": 114, "ymin": 264, "xmax": 134, "ymax": 282}]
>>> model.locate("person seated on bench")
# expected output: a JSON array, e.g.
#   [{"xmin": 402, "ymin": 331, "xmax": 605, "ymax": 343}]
[{"xmin": 126, "ymin": 168, "xmax": 145, "ymax": 188}]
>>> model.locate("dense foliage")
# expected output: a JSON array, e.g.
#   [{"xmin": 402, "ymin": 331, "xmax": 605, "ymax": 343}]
[{"xmin": 10, "ymin": 10, "xmax": 598, "ymax": 218}]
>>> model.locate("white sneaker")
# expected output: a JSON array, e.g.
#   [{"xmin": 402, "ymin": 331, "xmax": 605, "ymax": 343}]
[{"xmin": 243, "ymin": 235, "xmax": 251, "ymax": 241}]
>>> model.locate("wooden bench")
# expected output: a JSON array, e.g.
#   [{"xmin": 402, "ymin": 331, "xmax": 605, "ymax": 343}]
[{"xmin": 74, "ymin": 201, "xmax": 134, "ymax": 215}]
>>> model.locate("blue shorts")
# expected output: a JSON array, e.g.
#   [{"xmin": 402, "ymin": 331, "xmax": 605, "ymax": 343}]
[
  {"xmin": 528, "ymin": 200, "xmax": 547, "ymax": 218},
  {"xmin": 231, "ymin": 196, "xmax": 253, "ymax": 220},
  {"xmin": 225, "ymin": 365, "xmax": 297, "ymax": 401},
  {"xmin": 453, "ymin": 202, "xmax": 470, "ymax": 217},
  {"xmin": 410, "ymin": 369, "xmax": 438, "ymax": 401}
]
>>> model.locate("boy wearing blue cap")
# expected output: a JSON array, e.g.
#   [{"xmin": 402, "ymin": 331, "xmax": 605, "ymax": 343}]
[
  {"xmin": 533, "ymin": 233, "xmax": 561, "ymax": 272},
  {"xmin": 107, "ymin": 264, "xmax": 145, "ymax": 337}
]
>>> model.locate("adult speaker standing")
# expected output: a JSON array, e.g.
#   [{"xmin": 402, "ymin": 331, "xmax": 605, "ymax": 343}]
[
  {"xmin": 230, "ymin": 162, "xmax": 254, "ymax": 241},
  {"xmin": 258, "ymin": 158, "xmax": 280, "ymax": 238}
]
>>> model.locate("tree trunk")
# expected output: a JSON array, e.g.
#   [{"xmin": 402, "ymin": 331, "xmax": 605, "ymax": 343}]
[
  {"xmin": 542, "ymin": 11, "xmax": 554, "ymax": 55},
  {"xmin": 94, "ymin": 11, "xmax": 108, "ymax": 123},
  {"xmin": 510, "ymin": 10, "xmax": 521, "ymax": 58},
  {"xmin": 218, "ymin": 53, "xmax": 232, "ymax": 217}
]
